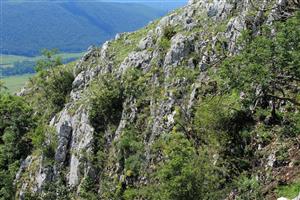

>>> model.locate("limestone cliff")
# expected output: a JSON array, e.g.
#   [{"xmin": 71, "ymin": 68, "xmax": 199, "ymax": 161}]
[{"xmin": 15, "ymin": 0, "xmax": 300, "ymax": 199}]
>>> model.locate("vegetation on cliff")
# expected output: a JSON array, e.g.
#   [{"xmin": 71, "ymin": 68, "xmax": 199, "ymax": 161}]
[{"xmin": 0, "ymin": 1, "xmax": 299, "ymax": 200}]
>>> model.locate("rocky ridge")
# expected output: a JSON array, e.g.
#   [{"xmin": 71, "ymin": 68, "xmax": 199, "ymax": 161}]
[{"xmin": 16, "ymin": 0, "xmax": 300, "ymax": 199}]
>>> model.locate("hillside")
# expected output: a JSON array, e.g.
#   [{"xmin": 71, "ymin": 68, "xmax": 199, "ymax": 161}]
[
  {"xmin": 0, "ymin": 0, "xmax": 300, "ymax": 199},
  {"xmin": 1, "ymin": 1, "xmax": 167, "ymax": 56}
]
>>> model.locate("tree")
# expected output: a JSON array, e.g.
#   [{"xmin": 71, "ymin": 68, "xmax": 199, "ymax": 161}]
[
  {"xmin": 219, "ymin": 13, "xmax": 300, "ymax": 119},
  {"xmin": 138, "ymin": 132, "xmax": 224, "ymax": 200},
  {"xmin": 0, "ymin": 81, "xmax": 7, "ymax": 93},
  {"xmin": 88, "ymin": 74, "xmax": 123, "ymax": 132},
  {"xmin": 35, "ymin": 49, "xmax": 62, "ymax": 72},
  {"xmin": 31, "ymin": 50, "xmax": 74, "ymax": 118},
  {"xmin": 0, "ymin": 94, "xmax": 35, "ymax": 199}
]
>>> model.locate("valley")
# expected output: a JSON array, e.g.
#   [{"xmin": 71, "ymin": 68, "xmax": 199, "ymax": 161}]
[
  {"xmin": 0, "ymin": 0, "xmax": 186, "ymax": 92},
  {"xmin": 2, "ymin": 74, "xmax": 33, "ymax": 93},
  {"xmin": 0, "ymin": 53, "xmax": 84, "ymax": 92}
]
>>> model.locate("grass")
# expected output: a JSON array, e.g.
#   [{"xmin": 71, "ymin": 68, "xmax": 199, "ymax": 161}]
[
  {"xmin": 109, "ymin": 20, "xmax": 158, "ymax": 66},
  {"xmin": 0, "ymin": 52, "xmax": 84, "ymax": 92},
  {"xmin": 0, "ymin": 52, "xmax": 84, "ymax": 68},
  {"xmin": 275, "ymin": 180, "xmax": 300, "ymax": 199},
  {"xmin": 2, "ymin": 74, "xmax": 33, "ymax": 93}
]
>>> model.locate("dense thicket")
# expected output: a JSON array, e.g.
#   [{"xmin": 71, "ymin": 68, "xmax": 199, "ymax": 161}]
[{"xmin": 0, "ymin": 94, "xmax": 35, "ymax": 200}]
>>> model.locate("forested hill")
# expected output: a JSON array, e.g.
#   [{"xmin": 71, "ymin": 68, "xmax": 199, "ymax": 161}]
[{"xmin": 1, "ymin": 1, "xmax": 173, "ymax": 56}]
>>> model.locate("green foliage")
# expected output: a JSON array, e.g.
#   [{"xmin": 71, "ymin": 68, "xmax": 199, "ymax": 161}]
[
  {"xmin": 79, "ymin": 177, "xmax": 98, "ymax": 200},
  {"xmin": 122, "ymin": 67, "xmax": 157, "ymax": 106},
  {"xmin": 163, "ymin": 26, "xmax": 177, "ymax": 40},
  {"xmin": 281, "ymin": 111, "xmax": 300, "ymax": 138},
  {"xmin": 275, "ymin": 179, "xmax": 300, "ymax": 199},
  {"xmin": 117, "ymin": 127, "xmax": 144, "ymax": 177},
  {"xmin": 0, "ymin": 94, "xmax": 35, "ymax": 200},
  {"xmin": 35, "ymin": 49, "xmax": 62, "ymax": 72},
  {"xmin": 88, "ymin": 74, "xmax": 123, "ymax": 132},
  {"xmin": 28, "ymin": 125, "xmax": 57, "ymax": 162},
  {"xmin": 219, "ymin": 13, "xmax": 300, "ymax": 117},
  {"xmin": 137, "ymin": 132, "xmax": 224, "ymax": 200},
  {"xmin": 158, "ymin": 37, "xmax": 171, "ymax": 51},
  {"xmin": 122, "ymin": 68, "xmax": 146, "ymax": 99},
  {"xmin": 235, "ymin": 175, "xmax": 262, "ymax": 200},
  {"xmin": 28, "ymin": 61, "xmax": 75, "ymax": 119},
  {"xmin": 0, "ymin": 81, "xmax": 7, "ymax": 93},
  {"xmin": 193, "ymin": 92, "xmax": 242, "ymax": 139},
  {"xmin": 157, "ymin": 25, "xmax": 177, "ymax": 51}
]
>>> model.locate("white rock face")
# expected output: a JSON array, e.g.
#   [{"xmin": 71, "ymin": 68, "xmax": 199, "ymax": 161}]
[
  {"xmin": 66, "ymin": 108, "xmax": 94, "ymax": 186},
  {"xmin": 267, "ymin": 153, "xmax": 276, "ymax": 168},
  {"xmin": 15, "ymin": 0, "xmax": 298, "ymax": 197},
  {"xmin": 164, "ymin": 34, "xmax": 195, "ymax": 66},
  {"xmin": 277, "ymin": 198, "xmax": 289, "ymax": 200},
  {"xmin": 119, "ymin": 50, "xmax": 152, "ymax": 73},
  {"xmin": 138, "ymin": 31, "xmax": 154, "ymax": 50},
  {"xmin": 294, "ymin": 193, "xmax": 300, "ymax": 200}
]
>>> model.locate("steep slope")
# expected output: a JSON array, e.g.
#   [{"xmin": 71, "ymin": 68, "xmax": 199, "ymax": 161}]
[
  {"xmin": 1, "ymin": 1, "xmax": 165, "ymax": 56},
  {"xmin": 10, "ymin": 0, "xmax": 300, "ymax": 199}
]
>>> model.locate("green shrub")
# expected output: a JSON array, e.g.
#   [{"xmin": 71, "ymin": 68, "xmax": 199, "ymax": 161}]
[
  {"xmin": 0, "ymin": 94, "xmax": 35, "ymax": 199},
  {"xmin": 35, "ymin": 66, "xmax": 74, "ymax": 115},
  {"xmin": 275, "ymin": 180, "xmax": 300, "ymax": 199},
  {"xmin": 139, "ymin": 132, "xmax": 225, "ymax": 200},
  {"xmin": 79, "ymin": 177, "xmax": 98, "ymax": 200},
  {"xmin": 235, "ymin": 175, "xmax": 262, "ymax": 200},
  {"xmin": 163, "ymin": 26, "xmax": 176, "ymax": 40},
  {"xmin": 158, "ymin": 37, "xmax": 171, "ymax": 51},
  {"xmin": 218, "ymin": 13, "xmax": 300, "ymax": 118},
  {"xmin": 88, "ymin": 74, "xmax": 123, "ymax": 132},
  {"xmin": 117, "ymin": 127, "xmax": 144, "ymax": 176}
]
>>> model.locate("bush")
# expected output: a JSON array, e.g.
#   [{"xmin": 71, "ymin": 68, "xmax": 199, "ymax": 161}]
[
  {"xmin": 88, "ymin": 74, "xmax": 123, "ymax": 132},
  {"xmin": 163, "ymin": 26, "xmax": 176, "ymax": 40},
  {"xmin": 117, "ymin": 127, "xmax": 144, "ymax": 176},
  {"xmin": 26, "ymin": 50, "xmax": 75, "ymax": 120},
  {"xmin": 218, "ymin": 13, "xmax": 300, "ymax": 118},
  {"xmin": 275, "ymin": 180, "xmax": 300, "ymax": 199},
  {"xmin": 35, "ymin": 65, "xmax": 74, "ymax": 115},
  {"xmin": 0, "ymin": 94, "xmax": 35, "ymax": 199},
  {"xmin": 235, "ymin": 175, "xmax": 262, "ymax": 200},
  {"xmin": 139, "ymin": 132, "xmax": 225, "ymax": 200}
]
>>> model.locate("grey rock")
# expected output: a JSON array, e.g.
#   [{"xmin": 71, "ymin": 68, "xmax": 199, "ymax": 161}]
[
  {"xmin": 294, "ymin": 193, "xmax": 300, "ymax": 200},
  {"xmin": 36, "ymin": 156, "xmax": 54, "ymax": 190},
  {"xmin": 267, "ymin": 153, "xmax": 276, "ymax": 168},
  {"xmin": 138, "ymin": 31, "xmax": 154, "ymax": 50},
  {"xmin": 15, "ymin": 156, "xmax": 32, "ymax": 182},
  {"xmin": 55, "ymin": 112, "xmax": 72, "ymax": 165},
  {"xmin": 119, "ymin": 50, "xmax": 152, "ymax": 73},
  {"xmin": 164, "ymin": 34, "xmax": 195, "ymax": 66}
]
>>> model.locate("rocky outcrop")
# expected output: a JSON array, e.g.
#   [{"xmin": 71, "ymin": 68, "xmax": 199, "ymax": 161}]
[
  {"xmin": 15, "ymin": 0, "xmax": 300, "ymax": 199},
  {"xmin": 164, "ymin": 34, "xmax": 195, "ymax": 66}
]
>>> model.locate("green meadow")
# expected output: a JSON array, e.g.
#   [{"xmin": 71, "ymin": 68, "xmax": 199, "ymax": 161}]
[
  {"xmin": 0, "ymin": 52, "xmax": 83, "ymax": 92},
  {"xmin": 2, "ymin": 74, "xmax": 33, "ymax": 93},
  {"xmin": 0, "ymin": 52, "xmax": 83, "ymax": 68}
]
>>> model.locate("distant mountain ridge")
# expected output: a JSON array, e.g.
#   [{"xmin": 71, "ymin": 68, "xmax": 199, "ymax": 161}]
[{"xmin": 1, "ymin": 1, "xmax": 185, "ymax": 56}]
